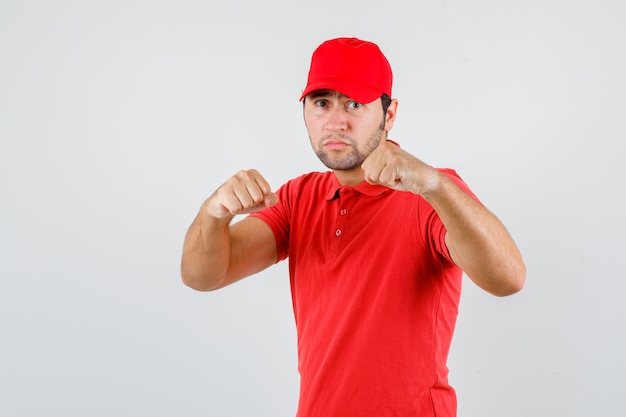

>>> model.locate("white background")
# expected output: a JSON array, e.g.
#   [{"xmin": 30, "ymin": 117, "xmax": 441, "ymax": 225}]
[{"xmin": 1, "ymin": 1, "xmax": 625, "ymax": 416}]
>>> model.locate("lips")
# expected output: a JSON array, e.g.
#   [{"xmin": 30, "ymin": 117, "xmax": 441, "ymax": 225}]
[{"xmin": 322, "ymin": 137, "xmax": 351, "ymax": 150}]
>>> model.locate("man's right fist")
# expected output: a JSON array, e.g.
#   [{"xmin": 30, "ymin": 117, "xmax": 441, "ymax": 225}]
[{"xmin": 204, "ymin": 169, "xmax": 278, "ymax": 219}]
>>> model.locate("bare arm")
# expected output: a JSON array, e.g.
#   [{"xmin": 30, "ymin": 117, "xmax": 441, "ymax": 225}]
[
  {"xmin": 424, "ymin": 172, "xmax": 525, "ymax": 296},
  {"xmin": 181, "ymin": 170, "xmax": 279, "ymax": 291},
  {"xmin": 362, "ymin": 141, "xmax": 526, "ymax": 296}
]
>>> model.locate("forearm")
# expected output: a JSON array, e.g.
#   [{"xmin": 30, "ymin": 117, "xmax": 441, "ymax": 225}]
[
  {"xmin": 180, "ymin": 202, "xmax": 233, "ymax": 291},
  {"xmin": 180, "ymin": 170, "xmax": 279, "ymax": 291},
  {"xmin": 422, "ymin": 171, "xmax": 526, "ymax": 296}
]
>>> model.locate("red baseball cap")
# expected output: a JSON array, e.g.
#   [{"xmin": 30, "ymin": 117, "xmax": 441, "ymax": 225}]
[{"xmin": 299, "ymin": 37, "xmax": 393, "ymax": 104}]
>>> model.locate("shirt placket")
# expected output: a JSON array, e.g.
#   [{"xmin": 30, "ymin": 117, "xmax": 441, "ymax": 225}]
[{"xmin": 328, "ymin": 189, "xmax": 354, "ymax": 260}]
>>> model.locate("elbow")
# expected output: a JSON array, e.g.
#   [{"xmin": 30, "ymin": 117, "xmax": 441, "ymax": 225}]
[
  {"xmin": 491, "ymin": 261, "xmax": 526, "ymax": 297},
  {"xmin": 492, "ymin": 277, "xmax": 525, "ymax": 297},
  {"xmin": 180, "ymin": 267, "xmax": 223, "ymax": 292},
  {"xmin": 468, "ymin": 255, "xmax": 526, "ymax": 297}
]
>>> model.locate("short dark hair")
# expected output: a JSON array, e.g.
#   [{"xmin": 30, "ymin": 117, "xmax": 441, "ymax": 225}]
[{"xmin": 381, "ymin": 94, "xmax": 392, "ymax": 114}]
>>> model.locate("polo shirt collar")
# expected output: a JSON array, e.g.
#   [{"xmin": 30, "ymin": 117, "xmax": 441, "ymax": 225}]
[{"xmin": 325, "ymin": 172, "xmax": 389, "ymax": 200}]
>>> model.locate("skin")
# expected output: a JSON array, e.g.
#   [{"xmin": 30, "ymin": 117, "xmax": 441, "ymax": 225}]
[{"xmin": 181, "ymin": 90, "xmax": 526, "ymax": 296}]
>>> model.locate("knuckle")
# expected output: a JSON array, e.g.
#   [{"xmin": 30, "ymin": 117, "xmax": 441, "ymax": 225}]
[{"xmin": 234, "ymin": 170, "xmax": 250, "ymax": 180}]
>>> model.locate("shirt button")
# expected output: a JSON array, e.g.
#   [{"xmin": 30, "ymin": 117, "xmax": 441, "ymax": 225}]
[
  {"xmin": 340, "ymin": 209, "xmax": 347, "ymax": 215},
  {"xmin": 335, "ymin": 229, "xmax": 342, "ymax": 236}
]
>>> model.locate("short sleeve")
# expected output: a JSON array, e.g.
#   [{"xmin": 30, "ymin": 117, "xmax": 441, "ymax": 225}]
[{"xmin": 248, "ymin": 181, "xmax": 292, "ymax": 262}]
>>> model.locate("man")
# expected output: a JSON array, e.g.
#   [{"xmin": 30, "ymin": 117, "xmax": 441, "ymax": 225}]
[{"xmin": 181, "ymin": 37, "xmax": 525, "ymax": 417}]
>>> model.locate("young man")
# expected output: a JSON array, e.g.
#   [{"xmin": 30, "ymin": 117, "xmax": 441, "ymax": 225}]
[{"xmin": 181, "ymin": 37, "xmax": 525, "ymax": 417}]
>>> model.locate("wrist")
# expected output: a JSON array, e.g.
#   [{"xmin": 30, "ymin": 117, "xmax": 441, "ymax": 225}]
[
  {"xmin": 411, "ymin": 165, "xmax": 442, "ymax": 198},
  {"xmin": 201, "ymin": 198, "xmax": 235, "ymax": 224}
]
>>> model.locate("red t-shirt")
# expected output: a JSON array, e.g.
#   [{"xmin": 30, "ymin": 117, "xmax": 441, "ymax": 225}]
[{"xmin": 250, "ymin": 168, "xmax": 477, "ymax": 417}]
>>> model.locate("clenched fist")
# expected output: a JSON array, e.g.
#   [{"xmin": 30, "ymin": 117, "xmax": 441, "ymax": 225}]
[
  {"xmin": 204, "ymin": 169, "xmax": 278, "ymax": 219},
  {"xmin": 362, "ymin": 140, "xmax": 439, "ymax": 196}
]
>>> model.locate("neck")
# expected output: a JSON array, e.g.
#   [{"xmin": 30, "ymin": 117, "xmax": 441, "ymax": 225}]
[{"xmin": 333, "ymin": 167, "xmax": 365, "ymax": 187}]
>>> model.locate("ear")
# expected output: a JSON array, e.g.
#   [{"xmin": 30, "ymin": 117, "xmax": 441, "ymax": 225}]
[{"xmin": 384, "ymin": 99, "xmax": 399, "ymax": 132}]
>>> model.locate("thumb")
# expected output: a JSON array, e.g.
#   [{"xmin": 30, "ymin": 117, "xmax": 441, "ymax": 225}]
[{"xmin": 264, "ymin": 192, "xmax": 278, "ymax": 208}]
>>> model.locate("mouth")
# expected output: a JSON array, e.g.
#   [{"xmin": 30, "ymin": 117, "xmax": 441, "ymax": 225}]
[{"xmin": 322, "ymin": 138, "xmax": 351, "ymax": 151}]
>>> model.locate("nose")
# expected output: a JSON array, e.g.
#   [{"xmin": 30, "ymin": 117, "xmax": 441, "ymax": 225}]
[{"xmin": 325, "ymin": 106, "xmax": 348, "ymax": 132}]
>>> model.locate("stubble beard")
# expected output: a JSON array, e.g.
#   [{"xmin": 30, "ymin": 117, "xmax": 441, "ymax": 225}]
[{"xmin": 314, "ymin": 122, "xmax": 386, "ymax": 171}]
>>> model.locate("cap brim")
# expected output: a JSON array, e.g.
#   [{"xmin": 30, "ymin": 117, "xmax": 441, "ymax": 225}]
[{"xmin": 299, "ymin": 78, "xmax": 383, "ymax": 104}]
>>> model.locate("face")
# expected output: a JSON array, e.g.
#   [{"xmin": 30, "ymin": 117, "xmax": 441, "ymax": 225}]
[{"xmin": 303, "ymin": 90, "xmax": 392, "ymax": 171}]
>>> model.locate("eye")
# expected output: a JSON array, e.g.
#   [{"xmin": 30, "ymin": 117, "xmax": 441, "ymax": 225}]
[
  {"xmin": 346, "ymin": 101, "xmax": 363, "ymax": 109},
  {"xmin": 314, "ymin": 99, "xmax": 329, "ymax": 107}
]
